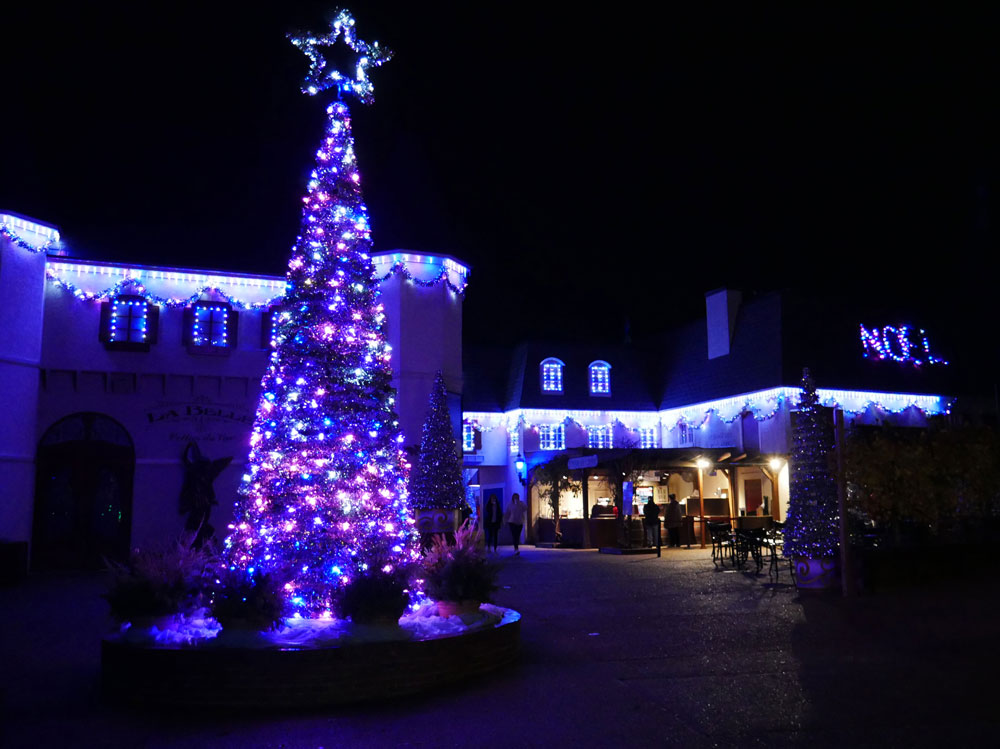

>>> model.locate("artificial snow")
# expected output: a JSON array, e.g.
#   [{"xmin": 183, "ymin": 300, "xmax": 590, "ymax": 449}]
[{"xmin": 108, "ymin": 602, "xmax": 515, "ymax": 649}]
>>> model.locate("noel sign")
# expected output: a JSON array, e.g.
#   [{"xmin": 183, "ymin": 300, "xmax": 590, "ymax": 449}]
[{"xmin": 859, "ymin": 324, "xmax": 947, "ymax": 367}]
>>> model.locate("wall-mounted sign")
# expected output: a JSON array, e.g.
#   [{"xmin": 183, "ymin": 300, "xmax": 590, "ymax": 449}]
[{"xmin": 859, "ymin": 324, "xmax": 948, "ymax": 366}]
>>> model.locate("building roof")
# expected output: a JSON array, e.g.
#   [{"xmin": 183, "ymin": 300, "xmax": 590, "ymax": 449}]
[{"xmin": 466, "ymin": 288, "xmax": 957, "ymax": 414}]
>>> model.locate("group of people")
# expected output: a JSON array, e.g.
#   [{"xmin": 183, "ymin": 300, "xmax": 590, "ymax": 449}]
[
  {"xmin": 480, "ymin": 491, "xmax": 684, "ymax": 554},
  {"xmin": 643, "ymin": 494, "xmax": 684, "ymax": 548},
  {"xmin": 482, "ymin": 492, "xmax": 526, "ymax": 555}
]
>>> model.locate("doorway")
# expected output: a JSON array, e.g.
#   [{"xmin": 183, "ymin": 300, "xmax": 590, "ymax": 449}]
[{"xmin": 32, "ymin": 413, "xmax": 135, "ymax": 570}]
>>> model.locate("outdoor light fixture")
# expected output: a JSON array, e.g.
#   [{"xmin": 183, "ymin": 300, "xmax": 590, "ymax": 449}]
[
  {"xmin": 696, "ymin": 458, "xmax": 711, "ymax": 470},
  {"xmin": 769, "ymin": 457, "xmax": 783, "ymax": 471},
  {"xmin": 514, "ymin": 453, "xmax": 526, "ymax": 484}
]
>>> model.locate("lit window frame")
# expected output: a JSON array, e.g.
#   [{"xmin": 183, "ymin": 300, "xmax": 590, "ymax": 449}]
[
  {"xmin": 540, "ymin": 357, "xmax": 565, "ymax": 394},
  {"xmin": 677, "ymin": 422, "xmax": 695, "ymax": 447},
  {"xmin": 539, "ymin": 423, "xmax": 566, "ymax": 450},
  {"xmin": 463, "ymin": 424, "xmax": 477, "ymax": 453},
  {"xmin": 587, "ymin": 424, "xmax": 613, "ymax": 449},
  {"xmin": 100, "ymin": 294, "xmax": 158, "ymax": 352},
  {"xmin": 185, "ymin": 301, "xmax": 237, "ymax": 354},
  {"xmin": 639, "ymin": 427, "xmax": 657, "ymax": 449},
  {"xmin": 588, "ymin": 360, "xmax": 612, "ymax": 396}
]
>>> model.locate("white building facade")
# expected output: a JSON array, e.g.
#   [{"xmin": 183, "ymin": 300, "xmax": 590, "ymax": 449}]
[{"xmin": 0, "ymin": 212, "xmax": 468, "ymax": 571}]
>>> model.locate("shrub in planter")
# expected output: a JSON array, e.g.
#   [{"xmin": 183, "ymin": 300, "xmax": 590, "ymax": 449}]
[
  {"xmin": 211, "ymin": 568, "xmax": 285, "ymax": 633},
  {"xmin": 339, "ymin": 566, "xmax": 412, "ymax": 625},
  {"xmin": 104, "ymin": 539, "xmax": 215, "ymax": 625},
  {"xmin": 423, "ymin": 521, "xmax": 498, "ymax": 613}
]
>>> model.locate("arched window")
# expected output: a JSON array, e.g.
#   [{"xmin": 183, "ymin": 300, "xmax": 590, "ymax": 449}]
[
  {"xmin": 589, "ymin": 361, "xmax": 611, "ymax": 396},
  {"xmin": 540, "ymin": 357, "xmax": 564, "ymax": 393}
]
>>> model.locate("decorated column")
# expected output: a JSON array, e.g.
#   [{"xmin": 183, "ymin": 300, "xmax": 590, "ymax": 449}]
[{"xmin": 224, "ymin": 10, "xmax": 420, "ymax": 618}]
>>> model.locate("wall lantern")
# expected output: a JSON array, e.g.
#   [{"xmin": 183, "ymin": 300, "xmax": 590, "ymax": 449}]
[{"xmin": 514, "ymin": 453, "xmax": 526, "ymax": 484}]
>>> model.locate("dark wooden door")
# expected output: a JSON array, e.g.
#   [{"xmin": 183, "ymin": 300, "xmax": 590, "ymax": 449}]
[
  {"xmin": 744, "ymin": 478, "xmax": 763, "ymax": 515},
  {"xmin": 32, "ymin": 414, "xmax": 135, "ymax": 570}
]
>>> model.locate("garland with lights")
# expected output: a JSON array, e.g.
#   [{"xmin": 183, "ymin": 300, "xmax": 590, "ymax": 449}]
[
  {"xmin": 410, "ymin": 371, "xmax": 466, "ymax": 510},
  {"xmin": 224, "ymin": 11, "xmax": 420, "ymax": 619},
  {"xmin": 44, "ymin": 272, "xmax": 285, "ymax": 310},
  {"xmin": 375, "ymin": 262, "xmax": 467, "ymax": 295},
  {"xmin": 43, "ymin": 257, "xmax": 464, "ymax": 309},
  {"xmin": 0, "ymin": 219, "xmax": 59, "ymax": 253},
  {"xmin": 783, "ymin": 369, "xmax": 840, "ymax": 560}
]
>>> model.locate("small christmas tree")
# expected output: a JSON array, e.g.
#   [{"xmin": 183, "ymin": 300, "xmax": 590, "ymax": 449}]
[
  {"xmin": 224, "ymin": 11, "xmax": 420, "ymax": 619},
  {"xmin": 783, "ymin": 368, "xmax": 840, "ymax": 559},
  {"xmin": 410, "ymin": 372, "xmax": 466, "ymax": 510}
]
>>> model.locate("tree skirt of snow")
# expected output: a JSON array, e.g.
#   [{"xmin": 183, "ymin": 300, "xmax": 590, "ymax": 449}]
[{"xmin": 108, "ymin": 602, "xmax": 515, "ymax": 649}]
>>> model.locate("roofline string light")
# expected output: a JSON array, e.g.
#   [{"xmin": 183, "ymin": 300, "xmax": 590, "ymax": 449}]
[
  {"xmin": 45, "ymin": 254, "xmax": 467, "ymax": 307},
  {"xmin": 1, "ymin": 213, "xmax": 61, "ymax": 253},
  {"xmin": 462, "ymin": 386, "xmax": 952, "ymax": 438},
  {"xmin": 45, "ymin": 270, "xmax": 284, "ymax": 310}
]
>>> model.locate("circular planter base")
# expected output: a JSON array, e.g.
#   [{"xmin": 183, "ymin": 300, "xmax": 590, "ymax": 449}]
[
  {"xmin": 794, "ymin": 557, "xmax": 838, "ymax": 590},
  {"xmin": 101, "ymin": 607, "xmax": 520, "ymax": 709}
]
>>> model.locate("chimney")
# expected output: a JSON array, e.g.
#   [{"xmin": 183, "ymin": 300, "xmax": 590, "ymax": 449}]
[{"xmin": 705, "ymin": 288, "xmax": 742, "ymax": 359}]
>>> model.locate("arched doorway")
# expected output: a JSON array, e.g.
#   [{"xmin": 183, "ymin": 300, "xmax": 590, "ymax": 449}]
[{"xmin": 32, "ymin": 413, "xmax": 135, "ymax": 570}]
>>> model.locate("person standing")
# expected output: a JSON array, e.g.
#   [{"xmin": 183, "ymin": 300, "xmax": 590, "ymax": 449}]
[
  {"xmin": 665, "ymin": 493, "xmax": 683, "ymax": 548},
  {"xmin": 504, "ymin": 493, "xmax": 526, "ymax": 556},
  {"xmin": 643, "ymin": 496, "xmax": 660, "ymax": 547},
  {"xmin": 483, "ymin": 493, "xmax": 502, "ymax": 553}
]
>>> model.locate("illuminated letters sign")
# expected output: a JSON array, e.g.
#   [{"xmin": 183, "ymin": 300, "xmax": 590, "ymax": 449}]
[{"xmin": 859, "ymin": 324, "xmax": 947, "ymax": 366}]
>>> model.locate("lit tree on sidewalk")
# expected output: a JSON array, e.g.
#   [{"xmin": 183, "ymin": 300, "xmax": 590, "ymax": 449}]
[
  {"xmin": 410, "ymin": 372, "xmax": 466, "ymax": 512},
  {"xmin": 783, "ymin": 368, "xmax": 840, "ymax": 561},
  {"xmin": 224, "ymin": 10, "xmax": 419, "ymax": 619}
]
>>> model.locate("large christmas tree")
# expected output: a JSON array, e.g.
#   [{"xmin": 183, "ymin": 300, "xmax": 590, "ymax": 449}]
[
  {"xmin": 225, "ymin": 10, "xmax": 420, "ymax": 619},
  {"xmin": 410, "ymin": 371, "xmax": 466, "ymax": 511},
  {"xmin": 783, "ymin": 368, "xmax": 840, "ymax": 559}
]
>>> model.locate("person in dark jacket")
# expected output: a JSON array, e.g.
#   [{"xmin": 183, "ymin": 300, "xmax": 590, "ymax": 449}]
[
  {"xmin": 665, "ymin": 493, "xmax": 684, "ymax": 547},
  {"xmin": 643, "ymin": 497, "xmax": 660, "ymax": 547},
  {"xmin": 483, "ymin": 494, "xmax": 502, "ymax": 553}
]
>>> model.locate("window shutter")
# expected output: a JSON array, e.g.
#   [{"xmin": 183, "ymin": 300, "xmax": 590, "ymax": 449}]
[
  {"xmin": 261, "ymin": 307, "xmax": 276, "ymax": 350},
  {"xmin": 146, "ymin": 304, "xmax": 160, "ymax": 344},
  {"xmin": 99, "ymin": 302, "xmax": 112, "ymax": 343},
  {"xmin": 182, "ymin": 306, "xmax": 194, "ymax": 345},
  {"xmin": 474, "ymin": 429, "xmax": 483, "ymax": 451},
  {"xmin": 226, "ymin": 307, "xmax": 239, "ymax": 348}
]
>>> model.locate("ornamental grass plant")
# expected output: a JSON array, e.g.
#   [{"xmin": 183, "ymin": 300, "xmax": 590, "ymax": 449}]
[
  {"xmin": 423, "ymin": 520, "xmax": 499, "ymax": 604},
  {"xmin": 104, "ymin": 537, "xmax": 216, "ymax": 624}
]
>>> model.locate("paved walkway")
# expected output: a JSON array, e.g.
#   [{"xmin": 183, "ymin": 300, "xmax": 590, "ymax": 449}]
[{"xmin": 1, "ymin": 546, "xmax": 997, "ymax": 748}]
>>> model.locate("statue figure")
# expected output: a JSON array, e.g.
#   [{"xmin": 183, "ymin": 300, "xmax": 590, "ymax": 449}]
[{"xmin": 178, "ymin": 441, "xmax": 233, "ymax": 548}]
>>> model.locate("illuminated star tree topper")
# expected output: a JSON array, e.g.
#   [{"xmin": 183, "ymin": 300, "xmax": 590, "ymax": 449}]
[{"xmin": 288, "ymin": 9, "xmax": 393, "ymax": 104}]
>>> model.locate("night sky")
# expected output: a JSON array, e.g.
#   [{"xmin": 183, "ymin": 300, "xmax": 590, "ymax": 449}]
[{"xmin": 1, "ymin": 3, "xmax": 995, "ymax": 374}]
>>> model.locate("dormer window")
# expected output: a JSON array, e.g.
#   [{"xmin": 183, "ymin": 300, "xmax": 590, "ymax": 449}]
[
  {"xmin": 100, "ymin": 295, "xmax": 158, "ymax": 351},
  {"xmin": 589, "ymin": 361, "xmax": 611, "ymax": 396},
  {"xmin": 540, "ymin": 358, "xmax": 564, "ymax": 393},
  {"xmin": 184, "ymin": 301, "xmax": 238, "ymax": 353}
]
